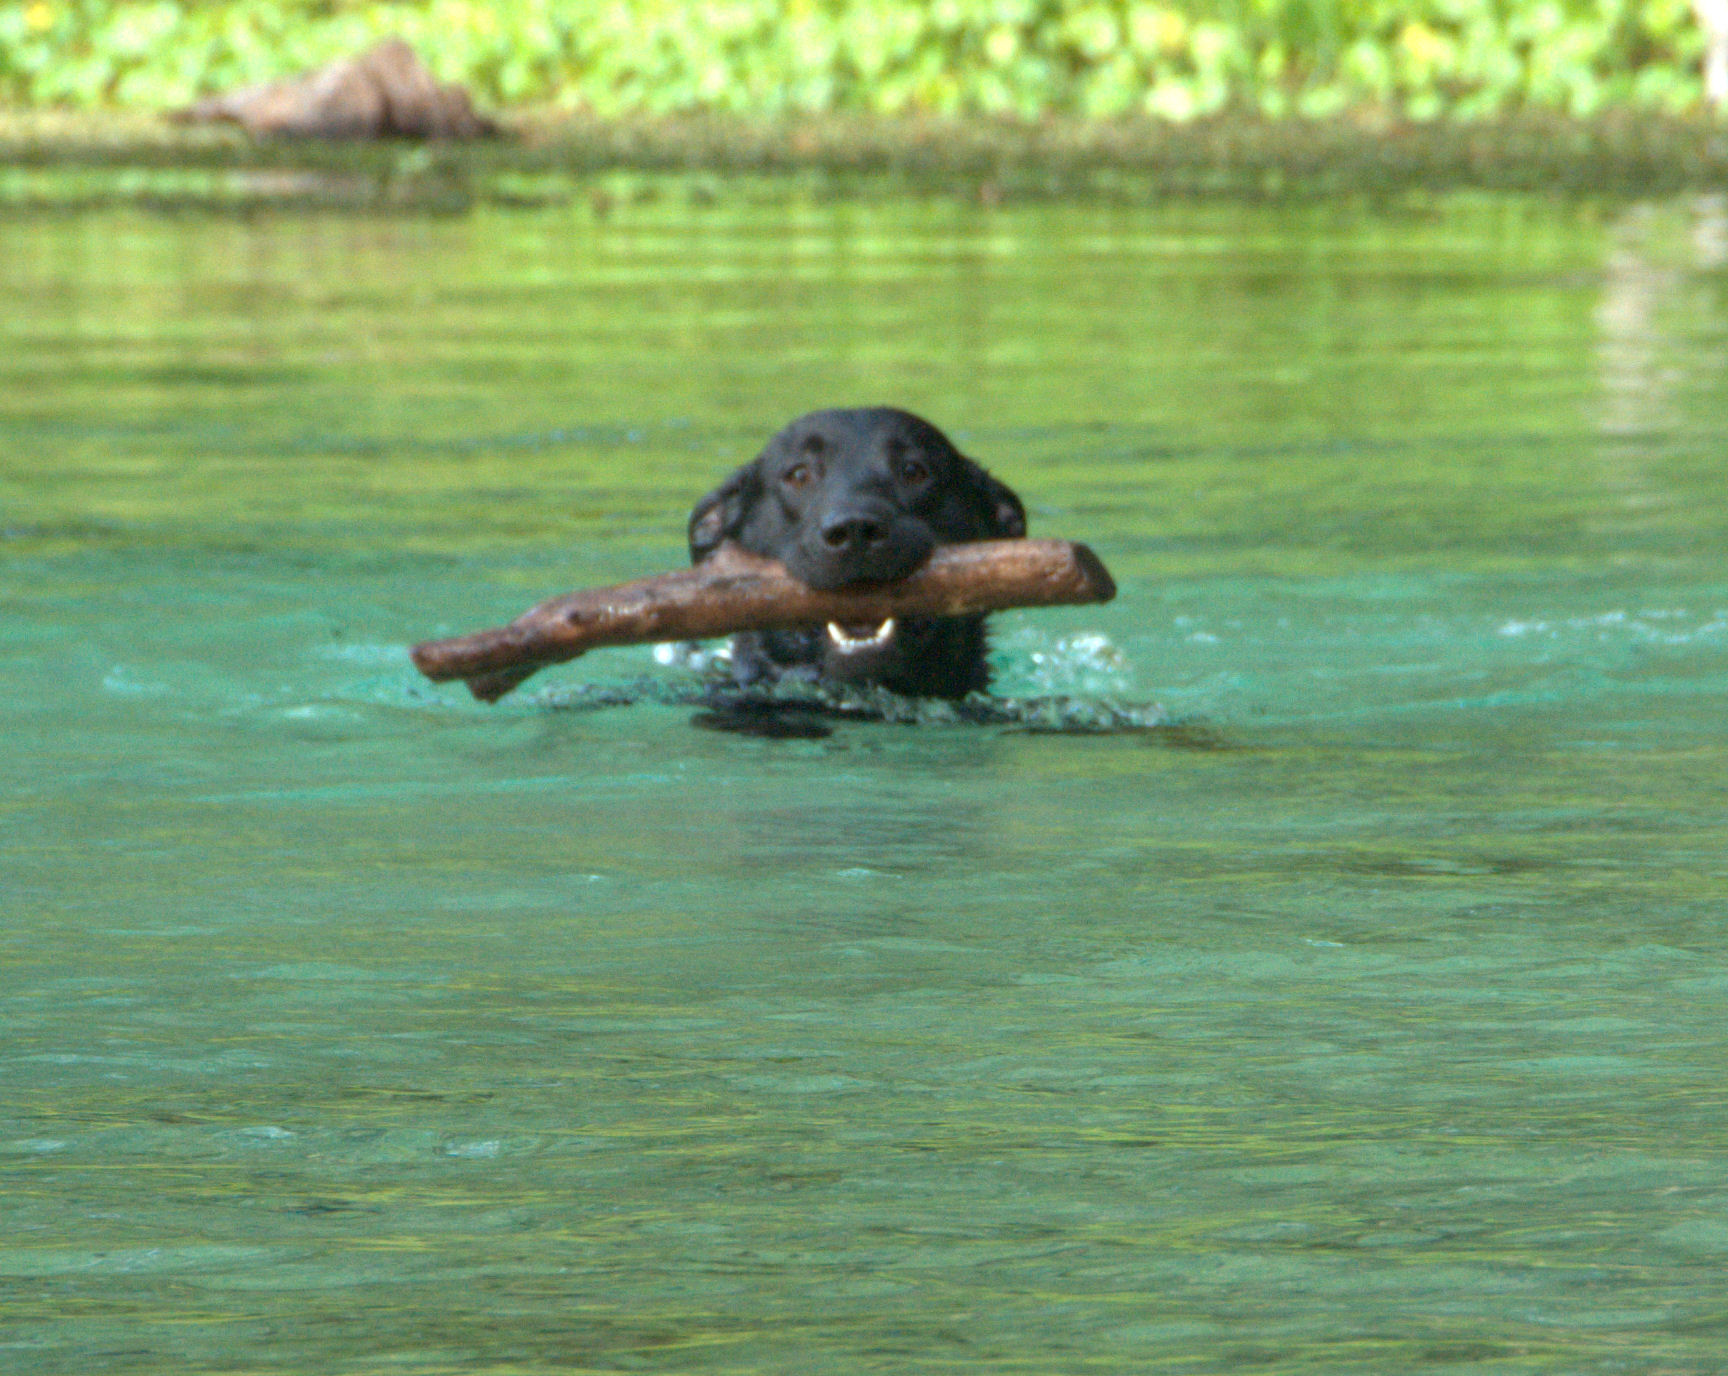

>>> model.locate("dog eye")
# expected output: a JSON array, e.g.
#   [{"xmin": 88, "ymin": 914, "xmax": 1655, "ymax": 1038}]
[
  {"xmin": 782, "ymin": 463, "xmax": 814, "ymax": 489},
  {"xmin": 896, "ymin": 456, "xmax": 930, "ymax": 485}
]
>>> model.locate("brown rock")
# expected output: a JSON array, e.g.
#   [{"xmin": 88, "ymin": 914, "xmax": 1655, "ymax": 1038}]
[{"xmin": 175, "ymin": 39, "xmax": 496, "ymax": 141}]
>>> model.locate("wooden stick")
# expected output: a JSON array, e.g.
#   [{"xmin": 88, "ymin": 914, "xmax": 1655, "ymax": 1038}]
[{"xmin": 411, "ymin": 538, "xmax": 1116, "ymax": 702}]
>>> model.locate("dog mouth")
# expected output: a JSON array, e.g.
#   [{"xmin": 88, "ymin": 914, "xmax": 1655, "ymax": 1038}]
[{"xmin": 825, "ymin": 618, "xmax": 897, "ymax": 655}]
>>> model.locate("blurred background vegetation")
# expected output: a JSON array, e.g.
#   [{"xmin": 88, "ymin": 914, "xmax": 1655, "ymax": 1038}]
[{"xmin": 0, "ymin": 0, "xmax": 1718, "ymax": 123}]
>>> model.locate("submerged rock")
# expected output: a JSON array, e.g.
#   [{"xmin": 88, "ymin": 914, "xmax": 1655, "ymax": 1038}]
[{"xmin": 174, "ymin": 39, "xmax": 496, "ymax": 141}]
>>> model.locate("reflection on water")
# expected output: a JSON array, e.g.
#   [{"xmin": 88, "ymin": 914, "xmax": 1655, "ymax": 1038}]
[
  {"xmin": 1592, "ymin": 195, "xmax": 1728, "ymax": 437},
  {"xmin": 3, "ymin": 184, "xmax": 1728, "ymax": 1374},
  {"xmin": 1596, "ymin": 206, "xmax": 1683, "ymax": 438}
]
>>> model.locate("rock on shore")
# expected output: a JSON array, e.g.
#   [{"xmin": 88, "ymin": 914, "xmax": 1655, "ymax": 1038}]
[{"xmin": 175, "ymin": 39, "xmax": 496, "ymax": 141}]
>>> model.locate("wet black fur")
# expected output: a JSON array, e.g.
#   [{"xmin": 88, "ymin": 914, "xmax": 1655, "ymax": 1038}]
[{"xmin": 687, "ymin": 407, "xmax": 1026, "ymax": 699}]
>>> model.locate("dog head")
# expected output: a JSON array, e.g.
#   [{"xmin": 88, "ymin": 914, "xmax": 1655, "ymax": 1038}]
[{"xmin": 688, "ymin": 407, "xmax": 1025, "ymax": 588}]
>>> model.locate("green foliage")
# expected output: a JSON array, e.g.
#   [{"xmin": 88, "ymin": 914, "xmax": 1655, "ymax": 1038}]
[{"xmin": 0, "ymin": 0, "xmax": 1715, "ymax": 120}]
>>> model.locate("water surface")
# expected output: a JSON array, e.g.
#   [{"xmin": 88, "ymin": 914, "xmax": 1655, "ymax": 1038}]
[{"xmin": 3, "ymin": 183, "xmax": 1728, "ymax": 1373}]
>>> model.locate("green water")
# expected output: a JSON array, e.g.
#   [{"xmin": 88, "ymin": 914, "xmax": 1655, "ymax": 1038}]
[{"xmin": 4, "ymin": 183, "xmax": 1728, "ymax": 1374}]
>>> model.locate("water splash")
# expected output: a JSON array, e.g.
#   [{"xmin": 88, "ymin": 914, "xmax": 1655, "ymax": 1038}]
[
  {"xmin": 318, "ymin": 633, "xmax": 1175, "ymax": 736},
  {"xmin": 992, "ymin": 628, "xmax": 1135, "ymax": 697},
  {"xmin": 532, "ymin": 668, "xmax": 1170, "ymax": 735},
  {"xmin": 1495, "ymin": 608, "xmax": 1728, "ymax": 646}
]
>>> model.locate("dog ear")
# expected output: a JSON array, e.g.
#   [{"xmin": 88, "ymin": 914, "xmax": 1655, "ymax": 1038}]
[
  {"xmin": 687, "ymin": 464, "xmax": 759, "ymax": 563},
  {"xmin": 963, "ymin": 459, "xmax": 1027, "ymax": 539}
]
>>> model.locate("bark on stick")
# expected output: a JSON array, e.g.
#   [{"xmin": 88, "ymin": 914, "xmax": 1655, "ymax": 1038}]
[{"xmin": 410, "ymin": 538, "xmax": 1116, "ymax": 702}]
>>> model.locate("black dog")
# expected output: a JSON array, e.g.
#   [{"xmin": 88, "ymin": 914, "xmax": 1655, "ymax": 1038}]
[{"xmin": 687, "ymin": 407, "xmax": 1026, "ymax": 699}]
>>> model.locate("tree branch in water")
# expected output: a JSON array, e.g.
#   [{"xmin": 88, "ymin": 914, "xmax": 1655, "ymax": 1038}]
[{"xmin": 410, "ymin": 538, "xmax": 1117, "ymax": 702}]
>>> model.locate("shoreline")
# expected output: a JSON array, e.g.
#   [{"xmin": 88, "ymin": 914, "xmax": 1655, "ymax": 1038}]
[{"xmin": 3, "ymin": 109, "xmax": 1728, "ymax": 207}]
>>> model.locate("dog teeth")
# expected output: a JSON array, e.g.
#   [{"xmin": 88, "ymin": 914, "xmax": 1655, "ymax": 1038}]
[{"xmin": 825, "ymin": 618, "xmax": 896, "ymax": 654}]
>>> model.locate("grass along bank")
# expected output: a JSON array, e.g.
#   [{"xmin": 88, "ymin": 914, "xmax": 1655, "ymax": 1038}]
[{"xmin": 2, "ymin": 108, "xmax": 1728, "ymax": 210}]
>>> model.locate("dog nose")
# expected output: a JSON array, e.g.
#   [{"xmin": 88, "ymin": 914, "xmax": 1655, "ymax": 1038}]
[{"xmin": 820, "ymin": 513, "xmax": 888, "ymax": 551}]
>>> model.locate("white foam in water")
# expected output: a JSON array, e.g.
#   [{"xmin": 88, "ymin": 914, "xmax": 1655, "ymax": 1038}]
[
  {"xmin": 281, "ymin": 704, "xmax": 361, "ymax": 722},
  {"xmin": 994, "ymin": 628, "xmax": 1134, "ymax": 697},
  {"xmin": 418, "ymin": 625, "xmax": 1173, "ymax": 732},
  {"xmin": 443, "ymin": 1139, "xmax": 503, "ymax": 1159},
  {"xmin": 315, "ymin": 642, "xmax": 414, "ymax": 666},
  {"xmin": 101, "ymin": 665, "xmax": 169, "ymax": 697},
  {"xmin": 1173, "ymin": 615, "xmax": 1222, "ymax": 644},
  {"xmin": 1496, "ymin": 609, "xmax": 1728, "ymax": 645},
  {"xmin": 533, "ymin": 670, "xmax": 1169, "ymax": 733},
  {"xmin": 653, "ymin": 640, "xmax": 733, "ymax": 673}
]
